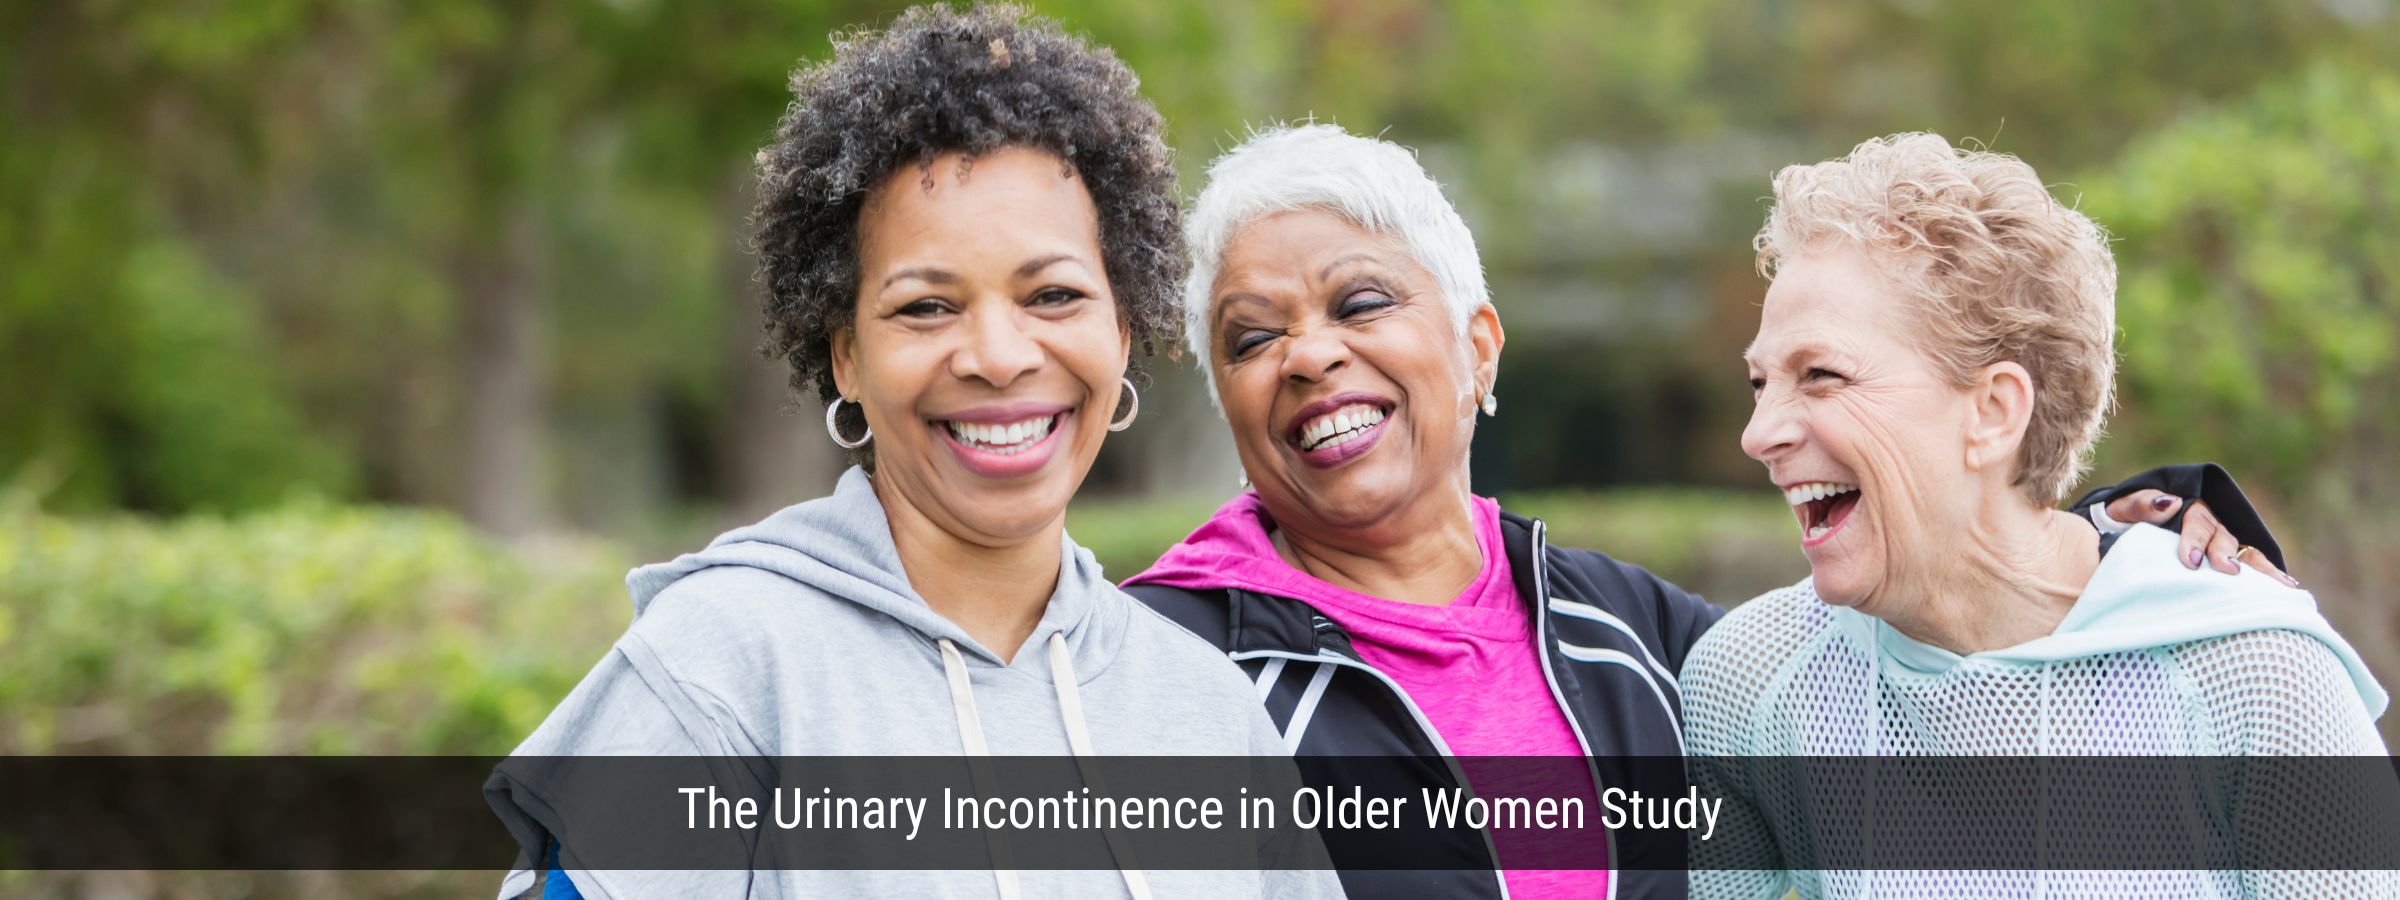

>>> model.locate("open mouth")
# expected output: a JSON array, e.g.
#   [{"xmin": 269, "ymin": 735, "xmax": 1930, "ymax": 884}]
[
  {"xmin": 1292, "ymin": 403, "xmax": 1388, "ymax": 453},
  {"xmin": 1784, "ymin": 481, "xmax": 1861, "ymax": 544},
  {"xmin": 940, "ymin": 414, "xmax": 1058, "ymax": 456},
  {"xmin": 933, "ymin": 406, "xmax": 1070, "ymax": 479}
]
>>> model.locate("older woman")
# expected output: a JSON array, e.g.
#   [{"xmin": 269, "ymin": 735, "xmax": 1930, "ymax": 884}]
[
  {"xmin": 1125, "ymin": 125, "xmax": 2287, "ymax": 900},
  {"xmin": 1681, "ymin": 133, "xmax": 2391, "ymax": 898},
  {"xmin": 489, "ymin": 9, "xmax": 1341, "ymax": 899}
]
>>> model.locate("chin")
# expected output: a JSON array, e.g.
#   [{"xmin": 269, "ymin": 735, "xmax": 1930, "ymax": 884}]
[
  {"xmin": 942, "ymin": 446, "xmax": 1092, "ymax": 540},
  {"xmin": 954, "ymin": 476, "xmax": 1075, "ymax": 540},
  {"xmin": 1290, "ymin": 460, "xmax": 1417, "ymax": 527},
  {"xmin": 1804, "ymin": 558, "xmax": 1877, "ymax": 609}
]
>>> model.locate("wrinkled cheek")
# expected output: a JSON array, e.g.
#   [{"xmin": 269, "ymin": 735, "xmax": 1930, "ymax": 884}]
[{"xmin": 1833, "ymin": 396, "xmax": 1942, "ymax": 587}]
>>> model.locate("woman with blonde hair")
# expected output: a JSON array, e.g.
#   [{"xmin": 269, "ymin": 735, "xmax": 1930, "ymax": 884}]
[{"xmin": 1682, "ymin": 132, "xmax": 2391, "ymax": 898}]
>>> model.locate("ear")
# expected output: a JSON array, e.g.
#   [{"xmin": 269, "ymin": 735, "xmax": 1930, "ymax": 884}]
[
  {"xmin": 1467, "ymin": 303, "xmax": 1505, "ymax": 398},
  {"xmin": 1963, "ymin": 360, "xmax": 2035, "ymax": 473},
  {"xmin": 828, "ymin": 326, "xmax": 859, "ymax": 402}
]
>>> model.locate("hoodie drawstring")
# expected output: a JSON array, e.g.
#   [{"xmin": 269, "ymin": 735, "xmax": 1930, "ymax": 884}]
[
  {"xmin": 940, "ymin": 639, "xmax": 1019, "ymax": 900},
  {"xmin": 938, "ymin": 636, "xmax": 1155, "ymax": 900},
  {"xmin": 1048, "ymin": 633, "xmax": 1156, "ymax": 900}
]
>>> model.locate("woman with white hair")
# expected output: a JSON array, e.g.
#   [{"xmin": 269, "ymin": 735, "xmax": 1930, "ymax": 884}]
[
  {"xmin": 1125, "ymin": 124, "xmax": 2284, "ymax": 899},
  {"xmin": 1681, "ymin": 133, "xmax": 2391, "ymax": 898}
]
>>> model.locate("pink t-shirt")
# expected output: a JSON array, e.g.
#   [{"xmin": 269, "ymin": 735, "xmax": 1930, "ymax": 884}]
[{"xmin": 1126, "ymin": 493, "xmax": 1608, "ymax": 896}]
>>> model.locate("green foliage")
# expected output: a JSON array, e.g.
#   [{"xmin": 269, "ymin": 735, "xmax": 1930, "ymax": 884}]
[
  {"xmin": 9, "ymin": 1, "xmax": 2392, "ymax": 518},
  {"xmin": 2083, "ymin": 63, "xmax": 2400, "ymax": 510},
  {"xmin": 0, "ymin": 496, "xmax": 629, "ymax": 755}
]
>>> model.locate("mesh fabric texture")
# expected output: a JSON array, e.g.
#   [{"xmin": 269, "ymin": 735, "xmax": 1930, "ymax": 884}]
[{"xmin": 1682, "ymin": 580, "xmax": 2394, "ymax": 899}]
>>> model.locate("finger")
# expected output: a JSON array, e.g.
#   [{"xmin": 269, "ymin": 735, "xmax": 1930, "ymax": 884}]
[
  {"xmin": 2106, "ymin": 489, "xmax": 2182, "ymax": 526},
  {"xmin": 2206, "ymin": 523, "xmax": 2241, "ymax": 574},
  {"xmin": 2233, "ymin": 545, "xmax": 2300, "ymax": 589},
  {"xmin": 2177, "ymin": 503, "xmax": 2217, "ymax": 569},
  {"xmin": 2198, "ymin": 508, "xmax": 2236, "ymax": 571}
]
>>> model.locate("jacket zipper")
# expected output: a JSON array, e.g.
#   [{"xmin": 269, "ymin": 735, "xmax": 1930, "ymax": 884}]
[{"xmin": 1527, "ymin": 518, "xmax": 1620, "ymax": 900}]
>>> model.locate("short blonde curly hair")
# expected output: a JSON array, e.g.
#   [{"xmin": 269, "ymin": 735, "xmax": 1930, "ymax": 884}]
[{"xmin": 1755, "ymin": 132, "xmax": 2118, "ymax": 506}]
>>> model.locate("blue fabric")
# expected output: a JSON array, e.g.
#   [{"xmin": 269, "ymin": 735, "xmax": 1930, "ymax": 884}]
[{"xmin": 543, "ymin": 842, "xmax": 583, "ymax": 900}]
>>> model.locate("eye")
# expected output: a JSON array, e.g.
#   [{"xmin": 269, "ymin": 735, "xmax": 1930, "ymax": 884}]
[
  {"xmin": 1336, "ymin": 290, "xmax": 1396, "ymax": 317},
  {"xmin": 1748, "ymin": 376, "xmax": 1766, "ymax": 392},
  {"xmin": 1805, "ymin": 366, "xmax": 1846, "ymax": 382},
  {"xmin": 1230, "ymin": 329, "xmax": 1275, "ymax": 358},
  {"xmin": 897, "ymin": 298, "xmax": 954, "ymax": 318},
  {"xmin": 1031, "ymin": 287, "xmax": 1086, "ymax": 307}
]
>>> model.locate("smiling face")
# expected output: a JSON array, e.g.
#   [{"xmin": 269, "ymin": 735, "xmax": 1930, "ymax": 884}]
[
  {"xmin": 1207, "ymin": 210, "xmax": 1501, "ymax": 536},
  {"xmin": 1741, "ymin": 250, "xmax": 1984, "ymax": 608},
  {"xmin": 832, "ymin": 147, "xmax": 1129, "ymax": 547}
]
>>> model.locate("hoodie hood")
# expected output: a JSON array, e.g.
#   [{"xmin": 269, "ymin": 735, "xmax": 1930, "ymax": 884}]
[
  {"xmin": 1841, "ymin": 523, "xmax": 2387, "ymax": 718},
  {"xmin": 627, "ymin": 466, "xmax": 1127, "ymax": 675}
]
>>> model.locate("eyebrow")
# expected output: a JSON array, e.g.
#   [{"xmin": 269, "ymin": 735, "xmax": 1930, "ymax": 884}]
[
  {"xmin": 880, "ymin": 267, "xmax": 956, "ymax": 290},
  {"xmin": 877, "ymin": 253, "xmax": 1083, "ymax": 291},
  {"xmin": 1211, "ymin": 292, "xmax": 1273, "ymax": 322},
  {"xmin": 1014, "ymin": 253, "xmax": 1079, "ymax": 279},
  {"xmin": 1316, "ymin": 252, "xmax": 1379, "ymax": 283},
  {"xmin": 1745, "ymin": 341, "xmax": 1832, "ymax": 371}
]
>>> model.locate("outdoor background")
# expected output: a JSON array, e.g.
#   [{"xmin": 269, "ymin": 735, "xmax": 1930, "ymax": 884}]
[{"xmin": 5, "ymin": 0, "xmax": 2399, "ymax": 896}]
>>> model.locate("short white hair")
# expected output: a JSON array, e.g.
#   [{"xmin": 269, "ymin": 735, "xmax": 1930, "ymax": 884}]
[{"xmin": 1182, "ymin": 124, "xmax": 1490, "ymax": 401}]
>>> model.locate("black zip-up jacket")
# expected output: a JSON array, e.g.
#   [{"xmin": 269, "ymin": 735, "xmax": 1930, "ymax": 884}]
[
  {"xmin": 1128, "ymin": 465, "xmax": 2273, "ymax": 900},
  {"xmin": 1132, "ymin": 511, "xmax": 1715, "ymax": 899}
]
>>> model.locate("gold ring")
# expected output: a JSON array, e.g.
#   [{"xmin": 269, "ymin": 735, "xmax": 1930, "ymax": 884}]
[{"xmin": 2236, "ymin": 545, "xmax": 2257, "ymax": 559}]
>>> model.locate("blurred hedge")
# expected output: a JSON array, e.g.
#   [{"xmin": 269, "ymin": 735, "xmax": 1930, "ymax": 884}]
[{"xmin": 0, "ymin": 493, "xmax": 629, "ymax": 756}]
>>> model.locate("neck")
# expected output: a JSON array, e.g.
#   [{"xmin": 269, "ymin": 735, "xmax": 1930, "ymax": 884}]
[
  {"xmin": 872, "ymin": 476, "xmax": 1059, "ymax": 664},
  {"xmin": 1877, "ymin": 493, "xmax": 2101, "ymax": 656},
  {"xmin": 1272, "ymin": 482, "xmax": 1484, "ymax": 607}
]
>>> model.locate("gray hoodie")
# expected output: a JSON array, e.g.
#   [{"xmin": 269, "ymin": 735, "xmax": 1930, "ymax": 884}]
[{"xmin": 491, "ymin": 468, "xmax": 1343, "ymax": 900}]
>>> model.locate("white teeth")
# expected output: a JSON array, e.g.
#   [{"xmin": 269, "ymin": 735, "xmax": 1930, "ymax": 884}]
[
  {"xmin": 1298, "ymin": 404, "xmax": 1387, "ymax": 451},
  {"xmin": 946, "ymin": 415, "xmax": 1056, "ymax": 454},
  {"xmin": 1781, "ymin": 481, "xmax": 1859, "ymax": 507},
  {"xmin": 1806, "ymin": 523, "xmax": 1832, "ymax": 540}
]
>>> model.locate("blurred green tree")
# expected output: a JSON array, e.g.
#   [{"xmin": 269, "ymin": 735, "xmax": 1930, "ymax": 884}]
[
  {"xmin": 2082, "ymin": 61, "xmax": 2400, "ymax": 541},
  {"xmin": 4, "ymin": 0, "xmax": 2394, "ymax": 521}
]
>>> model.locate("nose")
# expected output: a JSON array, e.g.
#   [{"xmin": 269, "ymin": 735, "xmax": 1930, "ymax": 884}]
[
  {"xmin": 1278, "ymin": 325, "xmax": 1348, "ymax": 385},
  {"xmin": 951, "ymin": 302, "xmax": 1043, "ymax": 389},
  {"xmin": 1741, "ymin": 387, "xmax": 1804, "ymax": 464}
]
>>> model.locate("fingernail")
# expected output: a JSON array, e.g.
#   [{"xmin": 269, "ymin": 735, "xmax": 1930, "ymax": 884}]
[
  {"xmin": 2186, "ymin": 548, "xmax": 2203, "ymax": 568},
  {"xmin": 2152, "ymin": 496, "xmax": 2175, "ymax": 511}
]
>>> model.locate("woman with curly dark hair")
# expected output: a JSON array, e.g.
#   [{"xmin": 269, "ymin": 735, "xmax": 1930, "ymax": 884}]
[{"xmin": 488, "ymin": 6, "xmax": 1343, "ymax": 899}]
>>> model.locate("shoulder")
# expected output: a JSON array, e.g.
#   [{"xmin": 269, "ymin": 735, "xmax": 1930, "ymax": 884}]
[
  {"xmin": 1122, "ymin": 582, "xmax": 1236, "ymax": 651},
  {"xmin": 1681, "ymin": 581, "xmax": 1837, "ymax": 744},
  {"xmin": 1111, "ymin": 591, "xmax": 1254, "ymax": 693},
  {"xmin": 1687, "ymin": 581, "xmax": 1829, "ymax": 672},
  {"xmin": 625, "ymin": 565, "xmax": 887, "ymax": 691},
  {"xmin": 1096, "ymin": 590, "xmax": 1281, "ymax": 750},
  {"xmin": 2167, "ymin": 629, "xmax": 2389, "ymax": 754},
  {"xmin": 1543, "ymin": 543, "xmax": 1682, "ymax": 598},
  {"xmin": 1538, "ymin": 542, "xmax": 1727, "ymax": 656},
  {"xmin": 633, "ymin": 565, "xmax": 851, "ymax": 637}
]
